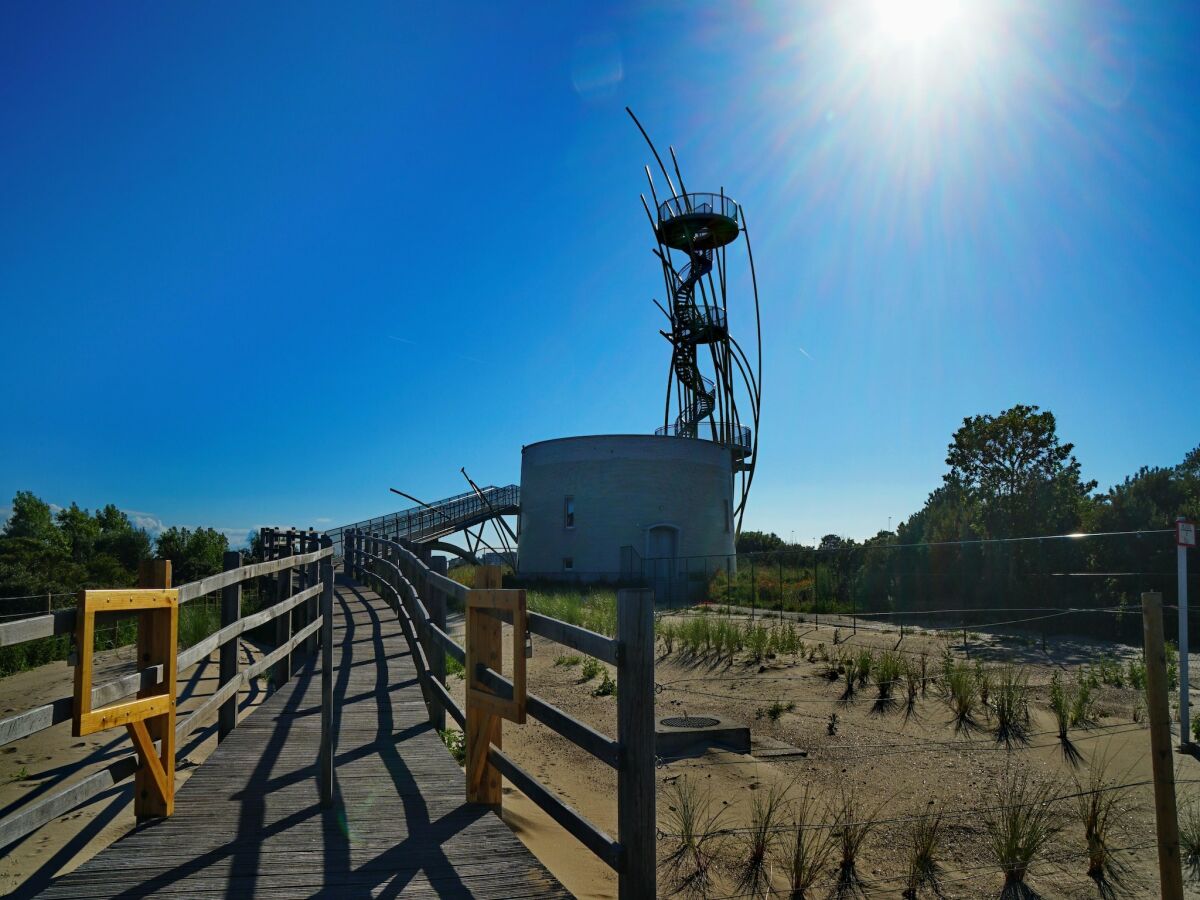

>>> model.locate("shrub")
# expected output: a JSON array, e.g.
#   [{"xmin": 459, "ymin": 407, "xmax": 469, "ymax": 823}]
[
  {"xmin": 984, "ymin": 767, "xmax": 1059, "ymax": 896},
  {"xmin": 446, "ymin": 655, "xmax": 466, "ymax": 679},
  {"xmin": 1126, "ymin": 658, "xmax": 1147, "ymax": 691},
  {"xmin": 661, "ymin": 775, "xmax": 728, "ymax": 893},
  {"xmin": 591, "ymin": 668, "xmax": 616, "ymax": 697},
  {"xmin": 553, "ymin": 654, "xmax": 581, "ymax": 668},
  {"xmin": 747, "ymin": 623, "xmax": 771, "ymax": 662},
  {"xmin": 438, "ymin": 728, "xmax": 466, "ymax": 765},
  {"xmin": 781, "ymin": 787, "xmax": 835, "ymax": 899},
  {"xmin": 992, "ymin": 668, "xmax": 1031, "ymax": 748},
  {"xmin": 902, "ymin": 809, "xmax": 944, "ymax": 898}
]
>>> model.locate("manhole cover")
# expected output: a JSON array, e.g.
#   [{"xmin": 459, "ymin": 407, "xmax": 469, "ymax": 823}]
[{"xmin": 661, "ymin": 716, "xmax": 720, "ymax": 729}]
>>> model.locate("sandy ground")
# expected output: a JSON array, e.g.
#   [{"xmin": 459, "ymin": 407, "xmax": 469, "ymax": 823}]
[
  {"xmin": 443, "ymin": 610, "xmax": 1200, "ymax": 900},
  {"xmin": 5, "ymin": 607, "xmax": 1197, "ymax": 899},
  {"xmin": 0, "ymin": 640, "xmax": 268, "ymax": 896}
]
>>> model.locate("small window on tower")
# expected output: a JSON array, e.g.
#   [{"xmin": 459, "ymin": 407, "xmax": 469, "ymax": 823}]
[
  {"xmin": 564, "ymin": 496, "xmax": 575, "ymax": 529},
  {"xmin": 563, "ymin": 557, "xmax": 574, "ymax": 571}
]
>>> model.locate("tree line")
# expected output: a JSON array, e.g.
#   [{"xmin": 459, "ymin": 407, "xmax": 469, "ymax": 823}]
[
  {"xmin": 737, "ymin": 405, "xmax": 1198, "ymax": 636},
  {"xmin": 0, "ymin": 491, "xmax": 238, "ymax": 605}
]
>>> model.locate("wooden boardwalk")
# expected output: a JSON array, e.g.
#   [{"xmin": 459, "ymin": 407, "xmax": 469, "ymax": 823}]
[{"xmin": 36, "ymin": 575, "xmax": 568, "ymax": 899}]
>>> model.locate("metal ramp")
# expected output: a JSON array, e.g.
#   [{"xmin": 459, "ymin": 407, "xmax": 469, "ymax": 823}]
[{"xmin": 328, "ymin": 485, "xmax": 518, "ymax": 551}]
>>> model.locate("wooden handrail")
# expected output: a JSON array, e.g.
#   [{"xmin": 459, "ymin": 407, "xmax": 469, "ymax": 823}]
[
  {"xmin": 0, "ymin": 539, "xmax": 337, "ymax": 850},
  {"xmin": 0, "ymin": 545, "xmax": 334, "ymax": 646},
  {"xmin": 348, "ymin": 531, "xmax": 653, "ymax": 893}
]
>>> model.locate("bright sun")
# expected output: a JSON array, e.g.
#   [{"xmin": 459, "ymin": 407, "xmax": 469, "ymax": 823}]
[{"xmin": 871, "ymin": 0, "xmax": 968, "ymax": 47}]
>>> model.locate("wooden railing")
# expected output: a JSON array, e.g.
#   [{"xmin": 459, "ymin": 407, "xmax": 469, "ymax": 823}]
[
  {"xmin": 0, "ymin": 539, "xmax": 336, "ymax": 849},
  {"xmin": 344, "ymin": 528, "xmax": 656, "ymax": 900}
]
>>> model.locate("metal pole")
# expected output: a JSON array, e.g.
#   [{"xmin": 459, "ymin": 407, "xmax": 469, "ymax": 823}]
[{"xmin": 1179, "ymin": 517, "xmax": 1190, "ymax": 748}]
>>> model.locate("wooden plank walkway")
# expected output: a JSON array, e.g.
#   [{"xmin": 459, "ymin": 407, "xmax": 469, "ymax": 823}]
[{"xmin": 35, "ymin": 574, "xmax": 568, "ymax": 899}]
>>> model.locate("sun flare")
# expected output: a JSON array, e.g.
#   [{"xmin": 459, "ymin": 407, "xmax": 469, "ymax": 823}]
[{"xmin": 871, "ymin": 0, "xmax": 966, "ymax": 46}]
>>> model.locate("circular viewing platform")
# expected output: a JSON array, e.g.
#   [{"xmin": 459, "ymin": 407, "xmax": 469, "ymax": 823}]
[
  {"xmin": 654, "ymin": 421, "xmax": 752, "ymax": 458},
  {"xmin": 657, "ymin": 193, "xmax": 740, "ymax": 252}
]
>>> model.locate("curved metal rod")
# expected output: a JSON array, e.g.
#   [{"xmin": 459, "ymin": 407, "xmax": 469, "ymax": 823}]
[{"xmin": 627, "ymin": 107, "xmax": 678, "ymax": 200}]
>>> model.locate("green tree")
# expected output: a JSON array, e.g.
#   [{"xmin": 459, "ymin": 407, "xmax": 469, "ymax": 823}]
[
  {"xmin": 155, "ymin": 526, "xmax": 229, "ymax": 584},
  {"xmin": 4, "ymin": 491, "xmax": 63, "ymax": 547},
  {"xmin": 943, "ymin": 404, "xmax": 1096, "ymax": 538},
  {"xmin": 57, "ymin": 503, "xmax": 101, "ymax": 562}
]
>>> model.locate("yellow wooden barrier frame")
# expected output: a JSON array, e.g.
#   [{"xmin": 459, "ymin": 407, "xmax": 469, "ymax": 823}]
[{"xmin": 72, "ymin": 588, "xmax": 178, "ymax": 817}]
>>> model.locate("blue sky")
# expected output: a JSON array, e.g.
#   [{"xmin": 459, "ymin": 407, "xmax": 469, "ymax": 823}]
[{"xmin": 0, "ymin": 1, "xmax": 1197, "ymax": 547}]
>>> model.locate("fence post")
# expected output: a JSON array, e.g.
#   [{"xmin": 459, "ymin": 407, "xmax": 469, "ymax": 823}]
[
  {"xmin": 1143, "ymin": 591, "xmax": 1185, "ymax": 900},
  {"xmin": 306, "ymin": 530, "xmax": 320, "ymax": 659},
  {"xmin": 319, "ymin": 537, "xmax": 335, "ymax": 808},
  {"xmin": 1178, "ymin": 517, "xmax": 1190, "ymax": 749},
  {"xmin": 274, "ymin": 545, "xmax": 293, "ymax": 689},
  {"xmin": 219, "ymin": 550, "xmax": 242, "ymax": 742},
  {"xmin": 617, "ymin": 588, "xmax": 656, "ymax": 900}
]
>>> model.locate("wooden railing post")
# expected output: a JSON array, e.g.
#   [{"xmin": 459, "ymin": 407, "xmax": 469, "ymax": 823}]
[
  {"xmin": 467, "ymin": 565, "xmax": 504, "ymax": 806},
  {"xmin": 319, "ymin": 536, "xmax": 335, "ymax": 808},
  {"xmin": 305, "ymin": 531, "xmax": 320, "ymax": 659},
  {"xmin": 218, "ymin": 550, "xmax": 242, "ymax": 742},
  {"xmin": 617, "ymin": 588, "xmax": 656, "ymax": 900},
  {"xmin": 428, "ymin": 572, "xmax": 447, "ymax": 732},
  {"xmin": 1143, "ymin": 591, "xmax": 1185, "ymax": 899},
  {"xmin": 134, "ymin": 559, "xmax": 175, "ymax": 821},
  {"xmin": 274, "ymin": 545, "xmax": 293, "ymax": 689}
]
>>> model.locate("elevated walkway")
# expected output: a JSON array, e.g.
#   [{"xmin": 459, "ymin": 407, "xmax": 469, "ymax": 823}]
[
  {"xmin": 330, "ymin": 486, "xmax": 519, "ymax": 550},
  {"xmin": 38, "ymin": 573, "xmax": 566, "ymax": 899}
]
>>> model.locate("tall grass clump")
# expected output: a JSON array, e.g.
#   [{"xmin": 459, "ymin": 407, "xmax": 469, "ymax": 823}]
[
  {"xmin": 984, "ymin": 767, "xmax": 1060, "ymax": 898},
  {"xmin": 657, "ymin": 619, "xmax": 677, "ymax": 655},
  {"xmin": 1048, "ymin": 672, "xmax": 1082, "ymax": 766},
  {"xmin": 992, "ymin": 667, "xmax": 1031, "ymax": 748},
  {"xmin": 833, "ymin": 788, "xmax": 878, "ymax": 898},
  {"xmin": 903, "ymin": 659, "xmax": 921, "ymax": 721},
  {"xmin": 872, "ymin": 651, "xmax": 903, "ymax": 713},
  {"xmin": 1181, "ymin": 796, "xmax": 1200, "ymax": 883},
  {"xmin": 1071, "ymin": 669, "xmax": 1098, "ymax": 727},
  {"xmin": 902, "ymin": 808, "xmax": 944, "ymax": 899},
  {"xmin": 747, "ymin": 623, "xmax": 771, "ymax": 662},
  {"xmin": 1072, "ymin": 751, "xmax": 1131, "ymax": 891},
  {"xmin": 661, "ymin": 775, "xmax": 728, "ymax": 894},
  {"xmin": 944, "ymin": 661, "xmax": 980, "ymax": 734},
  {"xmin": 734, "ymin": 781, "xmax": 790, "ymax": 898},
  {"xmin": 526, "ymin": 589, "xmax": 617, "ymax": 637},
  {"xmin": 781, "ymin": 787, "xmax": 835, "ymax": 899},
  {"xmin": 855, "ymin": 649, "xmax": 873, "ymax": 687}
]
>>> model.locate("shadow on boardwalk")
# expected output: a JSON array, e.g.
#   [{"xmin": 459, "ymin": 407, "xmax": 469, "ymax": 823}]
[{"xmin": 32, "ymin": 574, "xmax": 567, "ymax": 899}]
